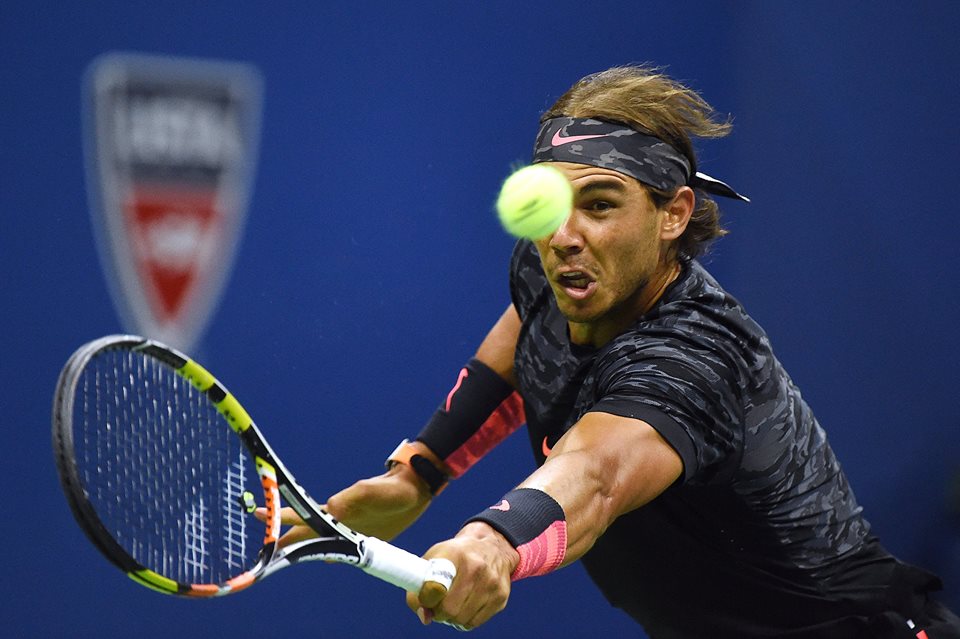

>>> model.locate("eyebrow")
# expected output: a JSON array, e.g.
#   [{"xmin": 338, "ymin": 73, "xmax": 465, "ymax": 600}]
[{"xmin": 577, "ymin": 178, "xmax": 628, "ymax": 196}]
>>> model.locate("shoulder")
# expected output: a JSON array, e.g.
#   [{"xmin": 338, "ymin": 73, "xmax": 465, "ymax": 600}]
[
  {"xmin": 509, "ymin": 240, "xmax": 547, "ymax": 319},
  {"xmin": 592, "ymin": 261, "xmax": 745, "ymax": 413},
  {"xmin": 509, "ymin": 239, "xmax": 541, "ymax": 279},
  {"xmin": 637, "ymin": 260, "xmax": 773, "ymax": 369},
  {"xmin": 598, "ymin": 261, "xmax": 736, "ymax": 372},
  {"xmin": 589, "ymin": 322, "xmax": 746, "ymax": 484}
]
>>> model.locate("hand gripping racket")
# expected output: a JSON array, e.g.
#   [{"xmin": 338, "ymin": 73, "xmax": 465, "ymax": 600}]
[{"xmin": 52, "ymin": 335, "xmax": 455, "ymax": 601}]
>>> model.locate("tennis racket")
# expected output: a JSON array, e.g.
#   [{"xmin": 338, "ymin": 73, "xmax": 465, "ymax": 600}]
[{"xmin": 52, "ymin": 334, "xmax": 455, "ymax": 602}]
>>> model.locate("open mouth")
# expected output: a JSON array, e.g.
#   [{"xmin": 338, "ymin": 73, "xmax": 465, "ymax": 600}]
[{"xmin": 556, "ymin": 270, "xmax": 597, "ymax": 299}]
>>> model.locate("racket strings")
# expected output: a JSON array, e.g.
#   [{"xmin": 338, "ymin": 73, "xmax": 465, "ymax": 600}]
[
  {"xmin": 222, "ymin": 453, "xmax": 250, "ymax": 570},
  {"xmin": 75, "ymin": 349, "xmax": 262, "ymax": 586}
]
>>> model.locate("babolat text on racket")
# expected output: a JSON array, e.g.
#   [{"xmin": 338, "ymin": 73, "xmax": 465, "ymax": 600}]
[{"xmin": 52, "ymin": 335, "xmax": 455, "ymax": 601}]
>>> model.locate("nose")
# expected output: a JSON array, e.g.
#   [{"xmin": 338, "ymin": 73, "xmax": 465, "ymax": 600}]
[{"xmin": 548, "ymin": 211, "xmax": 583, "ymax": 256}]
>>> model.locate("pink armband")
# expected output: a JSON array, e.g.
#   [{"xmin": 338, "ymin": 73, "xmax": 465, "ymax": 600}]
[{"xmin": 416, "ymin": 359, "xmax": 526, "ymax": 478}]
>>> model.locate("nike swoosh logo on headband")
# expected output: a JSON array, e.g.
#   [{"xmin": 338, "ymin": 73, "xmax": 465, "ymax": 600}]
[{"xmin": 551, "ymin": 130, "xmax": 608, "ymax": 146}]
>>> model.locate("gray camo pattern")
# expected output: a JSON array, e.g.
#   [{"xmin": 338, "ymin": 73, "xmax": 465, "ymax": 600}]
[
  {"xmin": 509, "ymin": 240, "xmax": 869, "ymax": 571},
  {"xmin": 532, "ymin": 117, "xmax": 691, "ymax": 192}
]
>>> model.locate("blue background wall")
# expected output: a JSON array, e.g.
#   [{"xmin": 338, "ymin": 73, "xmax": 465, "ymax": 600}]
[{"xmin": 2, "ymin": 2, "xmax": 958, "ymax": 637}]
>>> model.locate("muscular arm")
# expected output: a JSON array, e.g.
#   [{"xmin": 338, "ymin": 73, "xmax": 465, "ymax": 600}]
[
  {"xmin": 413, "ymin": 411, "xmax": 683, "ymax": 628},
  {"xmin": 477, "ymin": 307, "xmax": 683, "ymax": 547},
  {"xmin": 474, "ymin": 304, "xmax": 521, "ymax": 387},
  {"xmin": 520, "ymin": 411, "xmax": 683, "ymax": 562}
]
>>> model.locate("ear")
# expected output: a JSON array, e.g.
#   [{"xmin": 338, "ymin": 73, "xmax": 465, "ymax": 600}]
[{"xmin": 660, "ymin": 186, "xmax": 695, "ymax": 241}]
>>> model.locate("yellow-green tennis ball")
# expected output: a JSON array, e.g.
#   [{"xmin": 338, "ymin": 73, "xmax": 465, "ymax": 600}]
[
  {"xmin": 496, "ymin": 164, "xmax": 573, "ymax": 239},
  {"xmin": 240, "ymin": 490, "xmax": 257, "ymax": 513}
]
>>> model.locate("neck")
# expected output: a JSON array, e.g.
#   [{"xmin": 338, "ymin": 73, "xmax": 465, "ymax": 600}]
[{"xmin": 637, "ymin": 259, "xmax": 681, "ymax": 314}]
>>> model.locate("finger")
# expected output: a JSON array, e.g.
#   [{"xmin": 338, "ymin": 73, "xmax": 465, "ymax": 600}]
[
  {"xmin": 417, "ymin": 559, "xmax": 454, "ymax": 610},
  {"xmin": 254, "ymin": 506, "xmax": 305, "ymax": 526},
  {"xmin": 464, "ymin": 596, "xmax": 509, "ymax": 630},
  {"xmin": 281, "ymin": 506, "xmax": 306, "ymax": 525},
  {"xmin": 414, "ymin": 555, "xmax": 468, "ymax": 623},
  {"xmin": 278, "ymin": 524, "xmax": 318, "ymax": 547},
  {"xmin": 417, "ymin": 607, "xmax": 433, "ymax": 626},
  {"xmin": 406, "ymin": 591, "xmax": 431, "ymax": 625},
  {"xmin": 418, "ymin": 582, "xmax": 446, "ymax": 609},
  {"xmin": 440, "ymin": 571, "xmax": 508, "ymax": 631}
]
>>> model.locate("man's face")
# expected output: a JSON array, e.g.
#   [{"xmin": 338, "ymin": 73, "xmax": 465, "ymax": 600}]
[{"xmin": 533, "ymin": 162, "xmax": 668, "ymax": 345}]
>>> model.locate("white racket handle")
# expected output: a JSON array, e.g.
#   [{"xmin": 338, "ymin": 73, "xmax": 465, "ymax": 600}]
[{"xmin": 359, "ymin": 536, "xmax": 456, "ymax": 597}]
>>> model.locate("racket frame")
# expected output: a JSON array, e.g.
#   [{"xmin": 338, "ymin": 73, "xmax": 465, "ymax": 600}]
[{"xmin": 53, "ymin": 335, "xmax": 454, "ymax": 599}]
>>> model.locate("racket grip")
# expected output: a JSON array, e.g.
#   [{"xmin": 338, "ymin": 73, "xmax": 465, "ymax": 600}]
[{"xmin": 359, "ymin": 537, "xmax": 456, "ymax": 601}]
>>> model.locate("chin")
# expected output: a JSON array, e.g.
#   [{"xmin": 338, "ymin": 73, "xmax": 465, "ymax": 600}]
[{"xmin": 556, "ymin": 300, "xmax": 602, "ymax": 324}]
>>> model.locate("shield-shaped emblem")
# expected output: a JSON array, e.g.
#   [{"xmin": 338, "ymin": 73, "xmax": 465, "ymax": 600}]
[{"xmin": 85, "ymin": 53, "xmax": 262, "ymax": 351}]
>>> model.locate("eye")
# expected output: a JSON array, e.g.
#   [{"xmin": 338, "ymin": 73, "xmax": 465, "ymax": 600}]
[{"xmin": 584, "ymin": 199, "xmax": 615, "ymax": 214}]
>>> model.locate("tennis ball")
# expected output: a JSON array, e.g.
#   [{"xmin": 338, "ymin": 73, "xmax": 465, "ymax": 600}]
[{"xmin": 495, "ymin": 164, "xmax": 572, "ymax": 239}]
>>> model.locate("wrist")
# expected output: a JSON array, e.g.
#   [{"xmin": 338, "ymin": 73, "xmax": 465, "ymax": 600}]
[
  {"xmin": 384, "ymin": 458, "xmax": 433, "ymax": 499},
  {"xmin": 407, "ymin": 440, "xmax": 450, "ymax": 473},
  {"xmin": 456, "ymin": 521, "xmax": 520, "ymax": 574},
  {"xmin": 466, "ymin": 488, "xmax": 567, "ymax": 581},
  {"xmin": 385, "ymin": 439, "xmax": 450, "ymax": 496}
]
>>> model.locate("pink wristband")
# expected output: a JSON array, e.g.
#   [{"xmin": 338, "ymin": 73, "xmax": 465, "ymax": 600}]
[
  {"xmin": 513, "ymin": 519, "xmax": 568, "ymax": 580},
  {"xmin": 467, "ymin": 488, "xmax": 567, "ymax": 581}
]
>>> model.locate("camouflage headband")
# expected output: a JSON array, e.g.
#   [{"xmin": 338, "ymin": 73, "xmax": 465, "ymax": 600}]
[{"xmin": 532, "ymin": 117, "xmax": 749, "ymax": 202}]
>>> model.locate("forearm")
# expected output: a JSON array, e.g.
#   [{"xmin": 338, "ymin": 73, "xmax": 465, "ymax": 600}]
[
  {"xmin": 474, "ymin": 304, "xmax": 521, "ymax": 387},
  {"xmin": 518, "ymin": 412, "xmax": 683, "ymax": 563},
  {"xmin": 415, "ymin": 414, "xmax": 681, "ymax": 629},
  {"xmin": 518, "ymin": 449, "xmax": 619, "ymax": 562},
  {"xmin": 466, "ymin": 411, "xmax": 684, "ymax": 573},
  {"xmin": 415, "ymin": 304, "xmax": 524, "ymax": 478}
]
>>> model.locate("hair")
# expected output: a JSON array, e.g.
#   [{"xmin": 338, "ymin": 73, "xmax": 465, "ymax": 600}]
[{"xmin": 542, "ymin": 65, "xmax": 732, "ymax": 259}]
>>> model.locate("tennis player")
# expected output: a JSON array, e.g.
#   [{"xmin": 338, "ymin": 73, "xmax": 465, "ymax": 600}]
[{"xmin": 313, "ymin": 65, "xmax": 960, "ymax": 637}]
